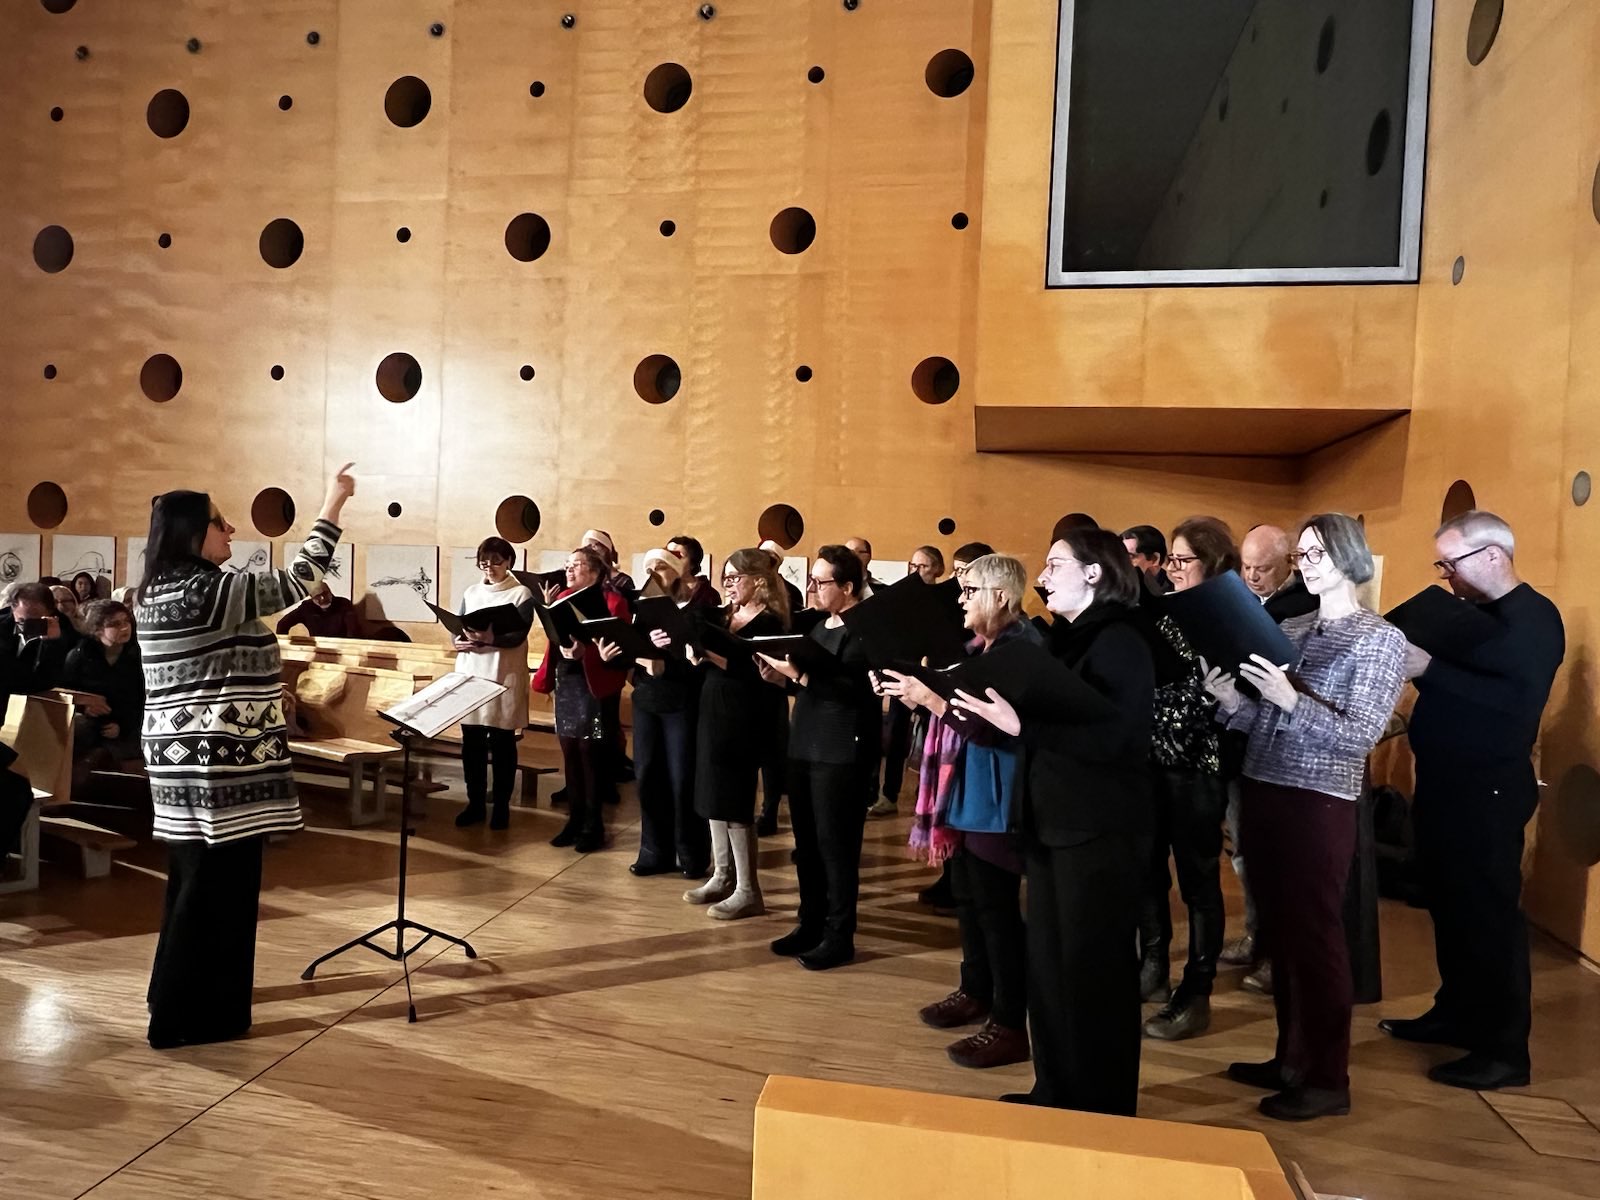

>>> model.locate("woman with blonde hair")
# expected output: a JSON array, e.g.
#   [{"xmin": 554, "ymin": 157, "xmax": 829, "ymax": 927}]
[
  {"xmin": 881, "ymin": 554, "xmax": 1035, "ymax": 1067},
  {"xmin": 685, "ymin": 547, "xmax": 789, "ymax": 919}
]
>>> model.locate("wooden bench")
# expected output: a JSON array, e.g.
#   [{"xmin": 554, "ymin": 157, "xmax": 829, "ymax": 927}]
[
  {"xmin": 282, "ymin": 661, "xmax": 419, "ymax": 825},
  {"xmin": 38, "ymin": 815, "xmax": 136, "ymax": 879}
]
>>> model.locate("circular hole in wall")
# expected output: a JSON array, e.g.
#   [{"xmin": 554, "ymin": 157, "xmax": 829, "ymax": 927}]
[
  {"xmin": 520, "ymin": 364, "xmax": 536, "ymax": 382},
  {"xmin": 1591, "ymin": 159, "xmax": 1600, "ymax": 227},
  {"xmin": 376, "ymin": 352, "xmax": 422, "ymax": 403},
  {"xmin": 648, "ymin": 508, "xmax": 666, "ymax": 527},
  {"xmin": 757, "ymin": 504, "xmax": 805, "ymax": 550},
  {"xmin": 1365, "ymin": 109, "xmax": 1392, "ymax": 176},
  {"xmin": 1452, "ymin": 256, "xmax": 1465, "ymax": 285},
  {"xmin": 951, "ymin": 211, "xmax": 970, "ymax": 230},
  {"xmin": 157, "ymin": 232, "xmax": 172, "ymax": 248},
  {"xmin": 147, "ymin": 89, "xmax": 190, "ymax": 138},
  {"xmin": 1316, "ymin": 16, "xmax": 1336, "ymax": 73},
  {"xmin": 251, "ymin": 488, "xmax": 296, "ymax": 537},
  {"xmin": 387, "ymin": 502, "xmax": 403, "ymax": 518},
  {"xmin": 1553, "ymin": 765, "xmax": 1600, "ymax": 867},
  {"xmin": 50, "ymin": 106, "xmax": 64, "ymax": 122},
  {"xmin": 307, "ymin": 31, "xmax": 320, "ymax": 46},
  {"xmin": 42, "ymin": 0, "xmax": 78, "ymax": 13},
  {"xmin": 770, "ymin": 207, "xmax": 816, "ymax": 255},
  {"xmin": 911, "ymin": 356, "xmax": 960, "ymax": 404},
  {"xmin": 495, "ymin": 495, "xmax": 541, "ymax": 542},
  {"xmin": 140, "ymin": 353, "xmax": 183, "ymax": 402},
  {"xmin": 659, "ymin": 219, "xmax": 677, "ymax": 237},
  {"xmin": 384, "ymin": 76, "xmax": 432, "ymax": 128},
  {"xmin": 259, "ymin": 217, "xmax": 305, "ymax": 269},
  {"xmin": 1441, "ymin": 479, "xmax": 1477, "ymax": 523},
  {"xmin": 643, "ymin": 63, "xmax": 693, "ymax": 113},
  {"xmin": 43, "ymin": 364, "xmax": 58, "ymax": 380},
  {"xmin": 1467, "ymin": 0, "xmax": 1504, "ymax": 66},
  {"xmin": 27, "ymin": 482, "xmax": 69, "ymax": 528},
  {"xmin": 808, "ymin": 66, "xmax": 825, "ymax": 84},
  {"xmin": 530, "ymin": 81, "xmax": 546, "ymax": 98},
  {"xmin": 795, "ymin": 365, "xmax": 813, "ymax": 383},
  {"xmin": 505, "ymin": 212, "xmax": 552, "ymax": 262},
  {"xmin": 270, "ymin": 364, "xmax": 285, "ymax": 381},
  {"xmin": 938, "ymin": 517, "xmax": 957, "ymax": 536},
  {"xmin": 396, "ymin": 226, "xmax": 412, "ymax": 243},
  {"xmin": 925, "ymin": 49, "xmax": 975, "ymax": 98},
  {"xmin": 1573, "ymin": 471, "xmax": 1592, "ymax": 507},
  {"xmin": 634, "ymin": 354, "xmax": 681, "ymax": 404},
  {"xmin": 278, "ymin": 95, "xmax": 293, "ymax": 111},
  {"xmin": 33, "ymin": 225, "xmax": 74, "ymax": 273}
]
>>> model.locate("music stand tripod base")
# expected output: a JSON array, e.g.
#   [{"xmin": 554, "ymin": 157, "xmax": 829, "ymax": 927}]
[{"xmin": 300, "ymin": 727, "xmax": 477, "ymax": 1022}]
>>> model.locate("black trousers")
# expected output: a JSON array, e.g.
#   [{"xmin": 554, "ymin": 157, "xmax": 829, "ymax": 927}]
[
  {"xmin": 953, "ymin": 847, "xmax": 1026, "ymax": 1029},
  {"xmin": 788, "ymin": 757, "xmax": 869, "ymax": 941},
  {"xmin": 759, "ymin": 700, "xmax": 789, "ymax": 823},
  {"xmin": 1, "ymin": 761, "xmax": 31, "ymax": 857},
  {"xmin": 634, "ymin": 707, "xmax": 704, "ymax": 869},
  {"xmin": 148, "ymin": 836, "xmax": 264, "ymax": 1048},
  {"xmin": 881, "ymin": 701, "xmax": 913, "ymax": 801},
  {"xmin": 1413, "ymin": 759, "xmax": 1537, "ymax": 1071},
  {"xmin": 461, "ymin": 724, "xmax": 517, "ymax": 810},
  {"xmin": 1140, "ymin": 766, "xmax": 1226, "ymax": 995},
  {"xmin": 599, "ymin": 693, "xmax": 624, "ymax": 804},
  {"xmin": 1025, "ymin": 834, "xmax": 1145, "ymax": 1115},
  {"xmin": 558, "ymin": 735, "xmax": 607, "ymax": 836}
]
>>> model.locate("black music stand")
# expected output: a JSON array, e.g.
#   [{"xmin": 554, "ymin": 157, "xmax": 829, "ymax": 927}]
[{"xmin": 300, "ymin": 722, "xmax": 477, "ymax": 1022}]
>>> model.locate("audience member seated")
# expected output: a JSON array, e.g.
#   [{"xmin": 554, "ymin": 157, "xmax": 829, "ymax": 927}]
[
  {"xmin": 275, "ymin": 581, "xmax": 364, "ymax": 638},
  {"xmin": 71, "ymin": 571, "xmax": 99, "ymax": 606},
  {"xmin": 1, "ymin": 582, "xmax": 73, "ymax": 725},
  {"xmin": 52, "ymin": 585, "xmax": 88, "ymax": 635},
  {"xmin": 62, "ymin": 599, "xmax": 145, "ymax": 778}
]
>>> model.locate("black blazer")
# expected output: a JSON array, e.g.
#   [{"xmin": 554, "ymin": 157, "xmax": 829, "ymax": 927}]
[
  {"xmin": 1021, "ymin": 602, "xmax": 1155, "ymax": 845},
  {"xmin": 1264, "ymin": 574, "xmax": 1318, "ymax": 623}
]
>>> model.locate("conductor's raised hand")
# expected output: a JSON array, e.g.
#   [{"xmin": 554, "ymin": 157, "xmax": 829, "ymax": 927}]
[
  {"xmin": 1199, "ymin": 657, "xmax": 1242, "ymax": 713},
  {"xmin": 1239, "ymin": 654, "xmax": 1297, "ymax": 713},
  {"xmin": 950, "ymin": 686, "xmax": 1021, "ymax": 736},
  {"xmin": 321, "ymin": 462, "xmax": 357, "ymax": 522}
]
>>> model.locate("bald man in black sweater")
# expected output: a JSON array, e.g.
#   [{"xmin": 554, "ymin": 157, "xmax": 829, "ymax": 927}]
[{"xmin": 1380, "ymin": 511, "xmax": 1564, "ymax": 1091}]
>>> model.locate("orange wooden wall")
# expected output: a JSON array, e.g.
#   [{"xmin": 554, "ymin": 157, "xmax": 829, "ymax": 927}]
[{"xmin": 4, "ymin": 2, "xmax": 1598, "ymax": 951}]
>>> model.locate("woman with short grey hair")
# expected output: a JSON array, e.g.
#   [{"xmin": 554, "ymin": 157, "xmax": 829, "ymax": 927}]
[{"xmin": 1203, "ymin": 512, "xmax": 1405, "ymax": 1122}]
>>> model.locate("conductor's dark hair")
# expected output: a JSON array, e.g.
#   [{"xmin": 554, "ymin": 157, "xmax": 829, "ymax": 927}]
[
  {"xmin": 814, "ymin": 544, "xmax": 864, "ymax": 597},
  {"xmin": 667, "ymin": 534, "xmax": 705, "ymax": 573},
  {"xmin": 140, "ymin": 490, "xmax": 212, "ymax": 603}
]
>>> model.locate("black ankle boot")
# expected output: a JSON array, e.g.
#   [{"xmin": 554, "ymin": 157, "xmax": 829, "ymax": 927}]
[
  {"xmin": 575, "ymin": 819, "xmax": 606, "ymax": 853},
  {"xmin": 488, "ymin": 801, "xmax": 510, "ymax": 831},
  {"xmin": 549, "ymin": 816, "xmax": 580, "ymax": 847},
  {"xmin": 798, "ymin": 937, "xmax": 855, "ymax": 971},
  {"xmin": 1138, "ymin": 952, "xmax": 1171, "ymax": 1004},
  {"xmin": 771, "ymin": 925, "xmax": 824, "ymax": 957},
  {"xmin": 455, "ymin": 802, "xmax": 487, "ymax": 828}
]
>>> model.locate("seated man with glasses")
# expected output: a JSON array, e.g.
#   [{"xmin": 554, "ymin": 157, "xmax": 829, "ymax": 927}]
[
  {"xmin": 1379, "ymin": 510, "xmax": 1565, "ymax": 1093},
  {"xmin": 274, "ymin": 579, "xmax": 362, "ymax": 638}
]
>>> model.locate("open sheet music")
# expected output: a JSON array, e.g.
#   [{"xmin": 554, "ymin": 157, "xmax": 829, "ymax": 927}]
[{"xmin": 378, "ymin": 672, "xmax": 508, "ymax": 739}]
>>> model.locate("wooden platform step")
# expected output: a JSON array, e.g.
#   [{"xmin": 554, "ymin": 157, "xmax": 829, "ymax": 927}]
[{"xmin": 39, "ymin": 816, "xmax": 136, "ymax": 879}]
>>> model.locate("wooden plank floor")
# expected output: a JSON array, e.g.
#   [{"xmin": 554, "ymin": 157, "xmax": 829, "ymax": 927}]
[{"xmin": 3, "ymin": 782, "xmax": 1600, "ymax": 1200}]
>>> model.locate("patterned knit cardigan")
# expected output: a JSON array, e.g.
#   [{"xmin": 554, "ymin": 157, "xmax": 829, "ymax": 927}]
[{"xmin": 136, "ymin": 520, "xmax": 342, "ymax": 843}]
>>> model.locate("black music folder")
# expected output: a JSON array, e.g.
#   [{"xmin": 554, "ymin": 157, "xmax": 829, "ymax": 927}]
[
  {"xmin": 1383, "ymin": 586, "xmax": 1503, "ymax": 661},
  {"xmin": 567, "ymin": 615, "xmax": 664, "ymax": 660},
  {"xmin": 425, "ymin": 600, "xmax": 528, "ymax": 638},
  {"xmin": 746, "ymin": 631, "xmax": 834, "ymax": 670},
  {"xmin": 1159, "ymin": 571, "xmax": 1299, "ymax": 674},
  {"xmin": 632, "ymin": 594, "xmax": 698, "ymax": 648},
  {"xmin": 512, "ymin": 567, "xmax": 568, "ymax": 593},
  {"xmin": 895, "ymin": 638, "xmax": 1117, "ymax": 724},
  {"xmin": 842, "ymin": 576, "xmax": 969, "ymax": 669}
]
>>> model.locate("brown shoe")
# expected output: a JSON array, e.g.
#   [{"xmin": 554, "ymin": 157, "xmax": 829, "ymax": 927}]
[
  {"xmin": 947, "ymin": 1020, "xmax": 1030, "ymax": 1069},
  {"xmin": 919, "ymin": 989, "xmax": 989, "ymax": 1029}
]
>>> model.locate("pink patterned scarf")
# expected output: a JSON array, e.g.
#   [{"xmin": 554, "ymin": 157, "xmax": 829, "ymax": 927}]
[{"xmin": 908, "ymin": 714, "xmax": 965, "ymax": 865}]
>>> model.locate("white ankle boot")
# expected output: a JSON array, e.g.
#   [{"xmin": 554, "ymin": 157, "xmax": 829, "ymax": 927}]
[
  {"xmin": 684, "ymin": 819, "xmax": 734, "ymax": 904},
  {"xmin": 709, "ymin": 822, "xmax": 765, "ymax": 920}
]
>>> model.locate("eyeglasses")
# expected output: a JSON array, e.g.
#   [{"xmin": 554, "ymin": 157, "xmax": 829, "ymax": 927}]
[
  {"xmin": 1042, "ymin": 557, "xmax": 1080, "ymax": 573},
  {"xmin": 810, "ymin": 577, "xmax": 839, "ymax": 590},
  {"xmin": 1288, "ymin": 547, "xmax": 1327, "ymax": 566},
  {"xmin": 722, "ymin": 573, "xmax": 748, "ymax": 584},
  {"xmin": 1166, "ymin": 554, "xmax": 1199, "ymax": 569},
  {"xmin": 477, "ymin": 559, "xmax": 508, "ymax": 570},
  {"xmin": 1433, "ymin": 545, "xmax": 1492, "ymax": 578},
  {"xmin": 958, "ymin": 584, "xmax": 997, "ymax": 599},
  {"xmin": 208, "ymin": 513, "xmax": 228, "ymax": 530}
]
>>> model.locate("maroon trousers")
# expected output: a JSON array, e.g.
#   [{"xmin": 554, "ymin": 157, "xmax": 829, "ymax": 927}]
[{"xmin": 1239, "ymin": 778, "xmax": 1357, "ymax": 1091}]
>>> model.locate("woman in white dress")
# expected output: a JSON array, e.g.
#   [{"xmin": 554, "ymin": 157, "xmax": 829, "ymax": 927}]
[{"xmin": 453, "ymin": 537, "xmax": 534, "ymax": 830}]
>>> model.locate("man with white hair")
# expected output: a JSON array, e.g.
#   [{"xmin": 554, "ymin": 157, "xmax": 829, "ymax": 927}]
[
  {"xmin": 1379, "ymin": 510, "xmax": 1564, "ymax": 1092},
  {"xmin": 1240, "ymin": 524, "xmax": 1317, "ymax": 621}
]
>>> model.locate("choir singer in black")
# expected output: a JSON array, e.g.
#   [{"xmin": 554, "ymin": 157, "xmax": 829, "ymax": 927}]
[{"xmin": 1379, "ymin": 511, "xmax": 1564, "ymax": 1092}]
